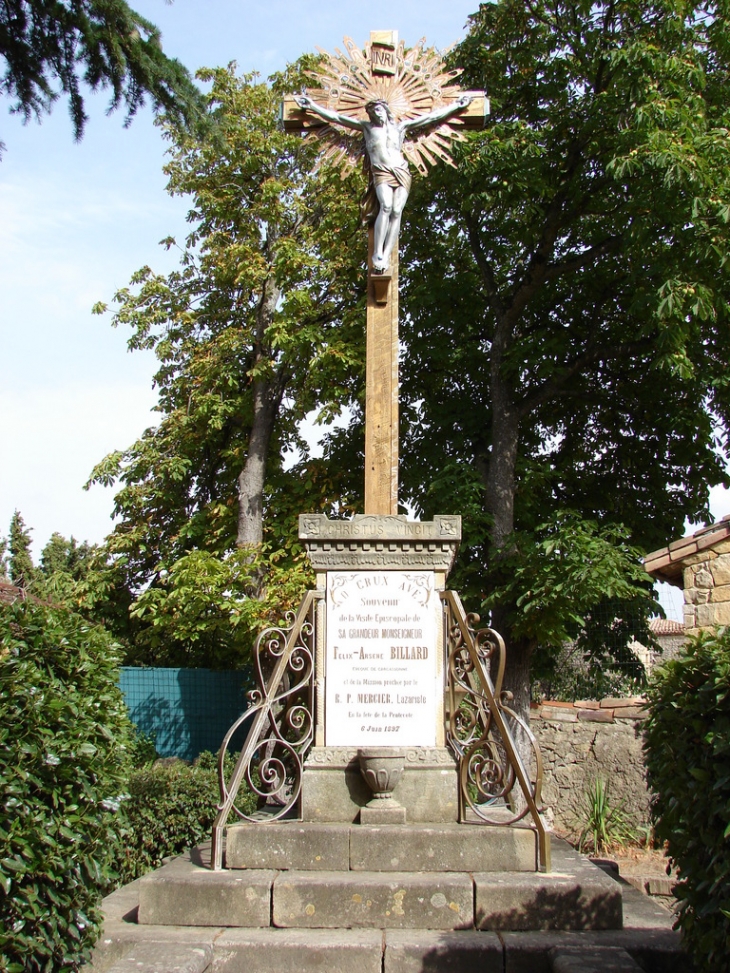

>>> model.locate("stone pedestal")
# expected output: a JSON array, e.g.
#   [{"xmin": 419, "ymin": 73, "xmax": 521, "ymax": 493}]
[
  {"xmin": 298, "ymin": 513, "xmax": 462, "ymax": 825},
  {"xmin": 301, "ymin": 746, "xmax": 458, "ymax": 823}
]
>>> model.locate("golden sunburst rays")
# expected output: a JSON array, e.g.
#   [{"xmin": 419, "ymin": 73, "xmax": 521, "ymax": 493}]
[{"xmin": 302, "ymin": 36, "xmax": 469, "ymax": 177}]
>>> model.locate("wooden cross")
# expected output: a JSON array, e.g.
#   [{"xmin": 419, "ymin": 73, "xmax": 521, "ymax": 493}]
[{"xmin": 282, "ymin": 31, "xmax": 487, "ymax": 515}]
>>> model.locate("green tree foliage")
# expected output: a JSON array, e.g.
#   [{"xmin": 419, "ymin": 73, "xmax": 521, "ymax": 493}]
[
  {"xmin": 88, "ymin": 65, "xmax": 365, "ymax": 665},
  {"xmin": 484, "ymin": 512, "xmax": 657, "ymax": 695},
  {"xmin": 39, "ymin": 532, "xmax": 86, "ymax": 576},
  {"xmin": 7, "ymin": 510, "xmax": 36, "ymax": 590},
  {"xmin": 32, "ymin": 533, "xmax": 139, "ymax": 646},
  {"xmin": 122, "ymin": 545, "xmax": 314, "ymax": 667},
  {"xmin": 372, "ymin": 0, "xmax": 730, "ymax": 713},
  {"xmin": 0, "ymin": 513, "xmax": 135, "ymax": 646},
  {"xmin": 0, "ymin": 599, "xmax": 133, "ymax": 972},
  {"xmin": 0, "ymin": 0, "xmax": 204, "ymax": 151},
  {"xmin": 36, "ymin": 532, "xmax": 93, "ymax": 597},
  {"xmin": 645, "ymin": 628, "xmax": 730, "ymax": 972}
]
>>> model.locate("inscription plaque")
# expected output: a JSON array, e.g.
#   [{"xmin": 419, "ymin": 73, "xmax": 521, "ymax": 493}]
[{"xmin": 325, "ymin": 570, "xmax": 439, "ymax": 747}]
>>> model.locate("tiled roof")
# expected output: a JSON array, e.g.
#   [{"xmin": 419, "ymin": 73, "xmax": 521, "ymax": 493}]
[
  {"xmin": 649, "ymin": 617, "xmax": 684, "ymax": 636},
  {"xmin": 644, "ymin": 515, "xmax": 730, "ymax": 587}
]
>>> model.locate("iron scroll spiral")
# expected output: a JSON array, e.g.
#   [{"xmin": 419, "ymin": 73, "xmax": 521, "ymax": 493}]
[
  {"xmin": 214, "ymin": 593, "xmax": 317, "ymax": 838},
  {"xmin": 442, "ymin": 592, "xmax": 545, "ymax": 833}
]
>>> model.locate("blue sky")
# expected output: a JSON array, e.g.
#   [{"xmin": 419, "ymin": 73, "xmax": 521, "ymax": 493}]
[{"xmin": 0, "ymin": 0, "xmax": 716, "ymax": 619}]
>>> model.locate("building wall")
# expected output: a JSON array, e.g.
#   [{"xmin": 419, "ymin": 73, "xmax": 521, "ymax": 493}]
[
  {"xmin": 530, "ymin": 698, "xmax": 650, "ymax": 836},
  {"xmin": 681, "ymin": 538, "xmax": 730, "ymax": 634}
]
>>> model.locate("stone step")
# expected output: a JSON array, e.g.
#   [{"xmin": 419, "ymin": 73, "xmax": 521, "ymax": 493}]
[
  {"xmin": 103, "ymin": 942, "xmax": 213, "ymax": 973},
  {"xmin": 90, "ymin": 926, "xmax": 690, "ymax": 973},
  {"xmin": 273, "ymin": 870, "xmax": 474, "ymax": 929},
  {"xmin": 225, "ymin": 821, "xmax": 538, "ymax": 872},
  {"xmin": 92, "ymin": 851, "xmax": 690, "ymax": 973},
  {"xmin": 138, "ymin": 853, "xmax": 273, "ymax": 928},
  {"xmin": 138, "ymin": 840, "xmax": 621, "ymax": 932},
  {"xmin": 474, "ymin": 844, "xmax": 623, "ymax": 931},
  {"xmin": 214, "ymin": 928, "xmax": 504, "ymax": 973},
  {"xmin": 213, "ymin": 928, "xmax": 384, "ymax": 973}
]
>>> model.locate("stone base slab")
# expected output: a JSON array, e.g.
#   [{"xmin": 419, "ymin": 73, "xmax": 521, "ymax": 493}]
[
  {"xmin": 350, "ymin": 824, "xmax": 537, "ymax": 873},
  {"xmin": 103, "ymin": 942, "xmax": 212, "ymax": 973},
  {"xmin": 474, "ymin": 860, "xmax": 623, "ymax": 932},
  {"xmin": 500, "ymin": 929, "xmax": 689, "ymax": 973},
  {"xmin": 549, "ymin": 945, "xmax": 644, "ymax": 972},
  {"xmin": 383, "ymin": 930, "xmax": 503, "ymax": 973},
  {"xmin": 301, "ymin": 746, "xmax": 458, "ymax": 823},
  {"xmin": 272, "ymin": 870, "xmax": 474, "ymax": 930},
  {"xmin": 226, "ymin": 822, "xmax": 349, "ymax": 871},
  {"xmin": 225, "ymin": 822, "xmax": 538, "ymax": 873},
  {"xmin": 360, "ymin": 804, "xmax": 407, "ymax": 824}
]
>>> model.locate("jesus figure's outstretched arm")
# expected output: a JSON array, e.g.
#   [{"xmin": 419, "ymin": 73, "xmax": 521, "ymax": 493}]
[
  {"xmin": 400, "ymin": 94, "xmax": 473, "ymax": 134},
  {"xmin": 293, "ymin": 95, "xmax": 365, "ymax": 131}
]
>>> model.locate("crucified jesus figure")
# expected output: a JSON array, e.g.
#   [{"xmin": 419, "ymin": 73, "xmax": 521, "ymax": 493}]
[{"xmin": 294, "ymin": 94, "xmax": 472, "ymax": 273}]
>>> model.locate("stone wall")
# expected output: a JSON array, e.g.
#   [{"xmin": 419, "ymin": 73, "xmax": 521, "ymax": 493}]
[
  {"xmin": 681, "ymin": 538, "xmax": 730, "ymax": 634},
  {"xmin": 530, "ymin": 697, "xmax": 650, "ymax": 836}
]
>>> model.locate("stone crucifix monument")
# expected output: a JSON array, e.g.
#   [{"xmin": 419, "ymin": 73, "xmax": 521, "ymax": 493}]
[
  {"xmin": 280, "ymin": 31, "xmax": 487, "ymax": 822},
  {"xmin": 211, "ymin": 33, "xmax": 549, "ymax": 874},
  {"xmin": 132, "ymin": 36, "xmax": 637, "ymax": 957}
]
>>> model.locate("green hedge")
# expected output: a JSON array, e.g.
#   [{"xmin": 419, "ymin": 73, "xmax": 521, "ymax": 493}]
[
  {"xmin": 0, "ymin": 600, "xmax": 132, "ymax": 973},
  {"xmin": 644, "ymin": 628, "xmax": 730, "ymax": 972},
  {"xmin": 114, "ymin": 752, "xmax": 255, "ymax": 885}
]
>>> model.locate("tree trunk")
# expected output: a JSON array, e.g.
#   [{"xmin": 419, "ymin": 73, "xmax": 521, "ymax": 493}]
[
  {"xmin": 502, "ymin": 637, "xmax": 533, "ymax": 725},
  {"xmin": 484, "ymin": 403, "xmax": 532, "ymax": 726},
  {"xmin": 482, "ymin": 318, "xmax": 532, "ymax": 725},
  {"xmin": 236, "ymin": 377, "xmax": 279, "ymax": 548},
  {"xmin": 236, "ymin": 272, "xmax": 283, "ymax": 549},
  {"xmin": 485, "ymin": 394, "xmax": 519, "ymax": 551}
]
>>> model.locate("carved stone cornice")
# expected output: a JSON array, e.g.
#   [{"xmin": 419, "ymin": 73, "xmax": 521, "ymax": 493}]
[{"xmin": 299, "ymin": 514, "xmax": 461, "ymax": 574}]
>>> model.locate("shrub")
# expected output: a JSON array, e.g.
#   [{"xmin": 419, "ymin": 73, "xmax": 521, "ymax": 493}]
[
  {"xmin": 127, "ymin": 727, "xmax": 159, "ymax": 768},
  {"xmin": 0, "ymin": 600, "xmax": 132, "ymax": 973},
  {"xmin": 115, "ymin": 756, "xmax": 218, "ymax": 883},
  {"xmin": 577, "ymin": 778, "xmax": 640, "ymax": 855},
  {"xmin": 113, "ymin": 751, "xmax": 256, "ymax": 885},
  {"xmin": 644, "ymin": 628, "xmax": 730, "ymax": 972}
]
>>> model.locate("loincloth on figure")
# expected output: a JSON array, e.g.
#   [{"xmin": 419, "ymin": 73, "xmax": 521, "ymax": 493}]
[
  {"xmin": 372, "ymin": 165, "xmax": 412, "ymax": 192},
  {"xmin": 360, "ymin": 164, "xmax": 413, "ymax": 224}
]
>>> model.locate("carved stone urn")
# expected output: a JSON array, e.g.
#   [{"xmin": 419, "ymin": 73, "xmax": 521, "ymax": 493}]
[{"xmin": 358, "ymin": 748, "xmax": 406, "ymax": 809}]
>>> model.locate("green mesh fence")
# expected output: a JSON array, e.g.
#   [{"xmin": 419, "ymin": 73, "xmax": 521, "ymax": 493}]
[{"xmin": 119, "ymin": 667, "xmax": 253, "ymax": 762}]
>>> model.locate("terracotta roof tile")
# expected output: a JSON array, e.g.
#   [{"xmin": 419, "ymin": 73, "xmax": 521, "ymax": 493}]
[{"xmin": 649, "ymin": 618, "xmax": 684, "ymax": 636}]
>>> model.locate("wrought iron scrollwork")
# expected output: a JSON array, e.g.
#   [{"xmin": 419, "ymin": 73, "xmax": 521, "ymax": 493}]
[
  {"xmin": 442, "ymin": 590, "xmax": 550, "ymax": 871},
  {"xmin": 211, "ymin": 590, "xmax": 320, "ymax": 870}
]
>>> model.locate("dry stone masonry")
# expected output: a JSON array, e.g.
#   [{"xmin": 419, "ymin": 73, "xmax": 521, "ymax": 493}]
[
  {"xmin": 681, "ymin": 540, "xmax": 730, "ymax": 633},
  {"xmin": 531, "ymin": 697, "xmax": 651, "ymax": 834}
]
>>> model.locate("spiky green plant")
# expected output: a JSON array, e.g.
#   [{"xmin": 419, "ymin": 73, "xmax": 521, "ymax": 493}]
[{"xmin": 578, "ymin": 778, "xmax": 639, "ymax": 854}]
